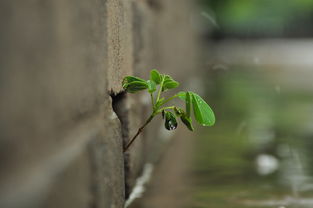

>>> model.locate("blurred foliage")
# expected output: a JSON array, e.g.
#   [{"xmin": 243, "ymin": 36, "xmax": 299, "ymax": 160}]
[{"xmin": 200, "ymin": 0, "xmax": 313, "ymax": 37}]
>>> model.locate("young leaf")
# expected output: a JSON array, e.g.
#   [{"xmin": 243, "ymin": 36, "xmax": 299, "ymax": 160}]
[
  {"xmin": 174, "ymin": 107, "xmax": 184, "ymax": 116},
  {"xmin": 180, "ymin": 114, "xmax": 194, "ymax": 131},
  {"xmin": 162, "ymin": 75, "xmax": 179, "ymax": 91},
  {"xmin": 150, "ymin": 69, "xmax": 162, "ymax": 84},
  {"xmin": 191, "ymin": 92, "xmax": 215, "ymax": 126},
  {"xmin": 122, "ymin": 76, "xmax": 149, "ymax": 93},
  {"xmin": 163, "ymin": 81, "xmax": 179, "ymax": 91},
  {"xmin": 164, "ymin": 111, "xmax": 178, "ymax": 130},
  {"xmin": 123, "ymin": 81, "xmax": 148, "ymax": 93},
  {"xmin": 122, "ymin": 76, "xmax": 146, "ymax": 87},
  {"xmin": 147, "ymin": 80, "xmax": 156, "ymax": 93}
]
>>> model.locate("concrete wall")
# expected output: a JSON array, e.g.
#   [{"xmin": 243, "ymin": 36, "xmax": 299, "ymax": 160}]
[{"xmin": 0, "ymin": 0, "xmax": 200, "ymax": 207}]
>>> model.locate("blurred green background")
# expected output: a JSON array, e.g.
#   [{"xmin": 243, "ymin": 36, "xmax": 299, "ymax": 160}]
[
  {"xmin": 200, "ymin": 0, "xmax": 313, "ymax": 38},
  {"xmin": 190, "ymin": 1, "xmax": 313, "ymax": 207}
]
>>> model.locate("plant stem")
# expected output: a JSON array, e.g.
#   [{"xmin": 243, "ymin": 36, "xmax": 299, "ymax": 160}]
[
  {"xmin": 123, "ymin": 114, "xmax": 155, "ymax": 152},
  {"xmin": 161, "ymin": 94, "xmax": 179, "ymax": 106},
  {"xmin": 156, "ymin": 76, "xmax": 165, "ymax": 103},
  {"xmin": 158, "ymin": 106, "xmax": 175, "ymax": 112},
  {"xmin": 150, "ymin": 92, "xmax": 154, "ymax": 108}
]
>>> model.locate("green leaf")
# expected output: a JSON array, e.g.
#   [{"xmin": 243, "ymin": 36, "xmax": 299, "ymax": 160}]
[
  {"xmin": 150, "ymin": 69, "xmax": 162, "ymax": 84},
  {"xmin": 191, "ymin": 92, "xmax": 215, "ymax": 126},
  {"xmin": 180, "ymin": 114, "xmax": 194, "ymax": 131},
  {"xmin": 122, "ymin": 75, "xmax": 149, "ymax": 93},
  {"xmin": 163, "ymin": 80, "xmax": 179, "ymax": 91},
  {"xmin": 147, "ymin": 80, "xmax": 156, "ymax": 93},
  {"xmin": 186, "ymin": 92, "xmax": 192, "ymax": 117},
  {"xmin": 122, "ymin": 76, "xmax": 146, "ymax": 88},
  {"xmin": 162, "ymin": 75, "xmax": 179, "ymax": 91},
  {"xmin": 123, "ymin": 81, "xmax": 148, "ymax": 93},
  {"xmin": 164, "ymin": 111, "xmax": 178, "ymax": 131},
  {"xmin": 176, "ymin": 91, "xmax": 215, "ymax": 127}
]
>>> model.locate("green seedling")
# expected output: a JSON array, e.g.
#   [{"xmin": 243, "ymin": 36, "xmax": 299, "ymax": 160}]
[{"xmin": 122, "ymin": 69, "xmax": 215, "ymax": 152}]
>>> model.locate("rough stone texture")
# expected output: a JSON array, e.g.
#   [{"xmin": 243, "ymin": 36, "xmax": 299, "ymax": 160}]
[
  {"xmin": 107, "ymin": 0, "xmax": 134, "ymax": 94},
  {"xmin": 88, "ymin": 97, "xmax": 125, "ymax": 208},
  {"xmin": 0, "ymin": 0, "xmax": 201, "ymax": 207}
]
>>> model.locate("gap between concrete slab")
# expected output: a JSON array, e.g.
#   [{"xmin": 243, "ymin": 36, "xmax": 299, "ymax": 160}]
[{"xmin": 110, "ymin": 92, "xmax": 132, "ymax": 199}]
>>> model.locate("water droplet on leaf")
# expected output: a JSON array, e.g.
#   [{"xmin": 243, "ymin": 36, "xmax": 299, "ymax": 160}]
[{"xmin": 164, "ymin": 111, "xmax": 177, "ymax": 131}]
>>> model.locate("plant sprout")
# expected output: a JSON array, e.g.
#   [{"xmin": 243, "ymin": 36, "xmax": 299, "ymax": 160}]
[{"xmin": 122, "ymin": 69, "xmax": 215, "ymax": 152}]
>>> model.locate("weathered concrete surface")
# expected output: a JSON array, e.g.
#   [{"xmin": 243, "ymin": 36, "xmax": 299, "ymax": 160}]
[
  {"xmin": 43, "ymin": 149, "xmax": 92, "ymax": 208},
  {"xmin": 107, "ymin": 0, "xmax": 134, "ymax": 93},
  {"xmin": 0, "ymin": 0, "xmax": 123, "ymax": 207},
  {"xmin": 88, "ymin": 98, "xmax": 125, "ymax": 208},
  {"xmin": 0, "ymin": 0, "xmax": 201, "ymax": 207}
]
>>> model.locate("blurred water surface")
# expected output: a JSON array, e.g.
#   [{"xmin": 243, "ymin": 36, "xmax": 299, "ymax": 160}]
[{"xmin": 191, "ymin": 42, "xmax": 313, "ymax": 208}]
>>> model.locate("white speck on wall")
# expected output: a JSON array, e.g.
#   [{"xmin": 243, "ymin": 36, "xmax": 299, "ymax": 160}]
[
  {"xmin": 124, "ymin": 163, "xmax": 154, "ymax": 208},
  {"xmin": 109, "ymin": 111, "xmax": 118, "ymax": 120},
  {"xmin": 256, "ymin": 154, "xmax": 279, "ymax": 175}
]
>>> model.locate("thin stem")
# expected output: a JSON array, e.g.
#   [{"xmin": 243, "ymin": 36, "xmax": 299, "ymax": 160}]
[
  {"xmin": 123, "ymin": 114, "xmax": 155, "ymax": 152},
  {"xmin": 156, "ymin": 76, "xmax": 165, "ymax": 103},
  {"xmin": 150, "ymin": 92, "xmax": 154, "ymax": 108},
  {"xmin": 161, "ymin": 94, "xmax": 179, "ymax": 106},
  {"xmin": 158, "ymin": 106, "xmax": 175, "ymax": 112}
]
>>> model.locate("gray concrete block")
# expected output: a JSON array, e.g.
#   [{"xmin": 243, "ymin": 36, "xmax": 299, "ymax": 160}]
[
  {"xmin": 42, "ymin": 149, "xmax": 92, "ymax": 208},
  {"xmin": 106, "ymin": 0, "xmax": 134, "ymax": 94},
  {"xmin": 89, "ymin": 97, "xmax": 125, "ymax": 208},
  {"xmin": 0, "ymin": 0, "xmax": 201, "ymax": 207},
  {"xmin": 0, "ymin": 0, "xmax": 111, "ymax": 207}
]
